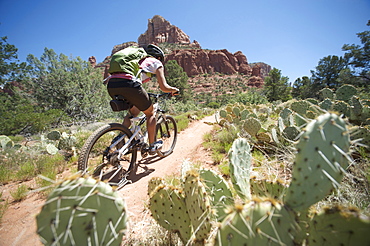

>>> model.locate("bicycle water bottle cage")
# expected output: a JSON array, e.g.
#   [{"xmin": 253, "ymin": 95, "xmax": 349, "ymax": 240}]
[{"xmin": 110, "ymin": 95, "xmax": 131, "ymax": 111}]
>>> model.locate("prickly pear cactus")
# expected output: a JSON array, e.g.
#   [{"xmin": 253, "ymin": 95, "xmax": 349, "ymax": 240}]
[
  {"xmin": 280, "ymin": 107, "xmax": 292, "ymax": 120},
  {"xmin": 243, "ymin": 118, "xmax": 261, "ymax": 137},
  {"xmin": 250, "ymin": 177, "xmax": 288, "ymax": 200},
  {"xmin": 36, "ymin": 176, "xmax": 128, "ymax": 246},
  {"xmin": 147, "ymin": 176, "xmax": 165, "ymax": 196},
  {"xmin": 333, "ymin": 100, "xmax": 350, "ymax": 117},
  {"xmin": 216, "ymin": 198, "xmax": 299, "ymax": 246},
  {"xmin": 219, "ymin": 109, "xmax": 227, "ymax": 118},
  {"xmin": 149, "ymin": 184, "xmax": 192, "ymax": 243},
  {"xmin": 58, "ymin": 132, "xmax": 77, "ymax": 150},
  {"xmin": 148, "ymin": 170, "xmax": 214, "ymax": 245},
  {"xmin": 319, "ymin": 98, "xmax": 333, "ymax": 111},
  {"xmin": 319, "ymin": 88, "xmax": 334, "ymax": 100},
  {"xmin": 307, "ymin": 206, "xmax": 370, "ymax": 246},
  {"xmin": 228, "ymin": 138, "xmax": 252, "ymax": 200},
  {"xmin": 256, "ymin": 132, "xmax": 271, "ymax": 143},
  {"xmin": 232, "ymin": 106, "xmax": 240, "ymax": 117},
  {"xmin": 45, "ymin": 143, "xmax": 59, "ymax": 155},
  {"xmin": 282, "ymin": 126, "xmax": 301, "ymax": 141},
  {"xmin": 47, "ymin": 130, "xmax": 61, "ymax": 141},
  {"xmin": 184, "ymin": 171, "xmax": 213, "ymax": 244},
  {"xmin": 199, "ymin": 169, "xmax": 234, "ymax": 221},
  {"xmin": 0, "ymin": 135, "xmax": 13, "ymax": 149},
  {"xmin": 290, "ymin": 100, "xmax": 309, "ymax": 115},
  {"xmin": 285, "ymin": 113, "xmax": 351, "ymax": 212},
  {"xmin": 336, "ymin": 84, "xmax": 357, "ymax": 102}
]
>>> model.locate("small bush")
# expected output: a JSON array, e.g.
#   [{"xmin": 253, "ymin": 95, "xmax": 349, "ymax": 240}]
[
  {"xmin": 0, "ymin": 192, "xmax": 9, "ymax": 223},
  {"xmin": 10, "ymin": 184, "xmax": 28, "ymax": 202}
]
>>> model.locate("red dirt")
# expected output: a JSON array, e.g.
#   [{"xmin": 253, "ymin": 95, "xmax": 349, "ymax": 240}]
[{"xmin": 0, "ymin": 115, "xmax": 216, "ymax": 246}]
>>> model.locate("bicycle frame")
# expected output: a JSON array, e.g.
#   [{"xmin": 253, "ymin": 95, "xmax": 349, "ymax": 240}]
[{"xmin": 112, "ymin": 99, "xmax": 162, "ymax": 160}]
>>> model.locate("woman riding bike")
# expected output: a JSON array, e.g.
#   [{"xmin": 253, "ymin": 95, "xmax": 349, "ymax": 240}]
[{"xmin": 104, "ymin": 44, "xmax": 179, "ymax": 154}]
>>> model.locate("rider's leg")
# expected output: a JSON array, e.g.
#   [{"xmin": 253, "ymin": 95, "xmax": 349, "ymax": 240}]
[
  {"xmin": 123, "ymin": 106, "xmax": 140, "ymax": 129},
  {"xmin": 142, "ymin": 104, "xmax": 156, "ymax": 145}
]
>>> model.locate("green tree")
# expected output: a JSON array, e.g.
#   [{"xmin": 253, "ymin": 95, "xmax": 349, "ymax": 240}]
[
  {"xmin": 292, "ymin": 76, "xmax": 314, "ymax": 99},
  {"xmin": 342, "ymin": 20, "xmax": 370, "ymax": 90},
  {"xmin": 25, "ymin": 48, "xmax": 111, "ymax": 121},
  {"xmin": 263, "ymin": 68, "xmax": 292, "ymax": 102},
  {"xmin": 0, "ymin": 90, "xmax": 64, "ymax": 135},
  {"xmin": 310, "ymin": 55, "xmax": 349, "ymax": 92},
  {"xmin": 164, "ymin": 60, "xmax": 191, "ymax": 102},
  {"xmin": 0, "ymin": 38, "xmax": 64, "ymax": 135},
  {"xmin": 0, "ymin": 36, "xmax": 29, "ymax": 86}
]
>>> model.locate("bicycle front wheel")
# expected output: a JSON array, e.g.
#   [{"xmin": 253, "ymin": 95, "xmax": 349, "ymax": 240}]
[
  {"xmin": 78, "ymin": 123, "xmax": 137, "ymax": 183},
  {"xmin": 156, "ymin": 115, "xmax": 177, "ymax": 157}
]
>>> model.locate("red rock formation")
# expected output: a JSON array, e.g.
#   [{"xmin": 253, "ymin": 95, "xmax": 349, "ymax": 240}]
[
  {"xmin": 138, "ymin": 15, "xmax": 198, "ymax": 47},
  {"xmin": 88, "ymin": 56, "xmax": 97, "ymax": 67},
  {"xmin": 250, "ymin": 62, "xmax": 271, "ymax": 78},
  {"xmin": 247, "ymin": 76, "xmax": 264, "ymax": 88},
  {"xmin": 165, "ymin": 49, "xmax": 252, "ymax": 77},
  {"xmin": 251, "ymin": 64, "xmax": 261, "ymax": 76}
]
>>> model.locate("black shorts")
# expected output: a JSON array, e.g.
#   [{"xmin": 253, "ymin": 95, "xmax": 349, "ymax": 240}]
[{"xmin": 107, "ymin": 78, "xmax": 152, "ymax": 111}]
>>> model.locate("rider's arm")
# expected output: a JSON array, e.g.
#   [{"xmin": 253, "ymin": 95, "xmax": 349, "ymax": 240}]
[{"xmin": 155, "ymin": 66, "xmax": 179, "ymax": 94}]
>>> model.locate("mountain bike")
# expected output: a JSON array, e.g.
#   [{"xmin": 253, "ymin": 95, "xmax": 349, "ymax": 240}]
[{"xmin": 77, "ymin": 93, "xmax": 177, "ymax": 189}]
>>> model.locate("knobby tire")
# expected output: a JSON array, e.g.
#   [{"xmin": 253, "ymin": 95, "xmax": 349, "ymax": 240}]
[
  {"xmin": 156, "ymin": 115, "xmax": 177, "ymax": 157},
  {"xmin": 78, "ymin": 123, "xmax": 138, "ymax": 182}
]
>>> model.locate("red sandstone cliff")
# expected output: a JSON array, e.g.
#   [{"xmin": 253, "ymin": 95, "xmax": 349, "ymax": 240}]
[{"xmin": 165, "ymin": 49, "xmax": 252, "ymax": 76}]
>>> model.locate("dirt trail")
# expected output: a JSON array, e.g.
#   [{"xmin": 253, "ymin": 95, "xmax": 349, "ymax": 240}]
[{"xmin": 0, "ymin": 115, "xmax": 216, "ymax": 246}]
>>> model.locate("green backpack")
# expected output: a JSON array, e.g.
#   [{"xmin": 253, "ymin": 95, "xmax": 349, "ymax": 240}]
[{"xmin": 108, "ymin": 47, "xmax": 147, "ymax": 77}]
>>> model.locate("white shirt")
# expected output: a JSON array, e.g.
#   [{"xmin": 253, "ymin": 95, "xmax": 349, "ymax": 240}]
[{"xmin": 140, "ymin": 57, "xmax": 163, "ymax": 83}]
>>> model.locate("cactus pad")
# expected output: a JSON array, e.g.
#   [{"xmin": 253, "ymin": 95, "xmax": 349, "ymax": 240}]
[
  {"xmin": 199, "ymin": 169, "xmax": 234, "ymax": 221},
  {"xmin": 336, "ymin": 84, "xmax": 357, "ymax": 102},
  {"xmin": 149, "ymin": 184, "xmax": 192, "ymax": 243},
  {"xmin": 184, "ymin": 171, "xmax": 213, "ymax": 243},
  {"xmin": 308, "ymin": 206, "xmax": 370, "ymax": 246},
  {"xmin": 291, "ymin": 100, "xmax": 309, "ymax": 115},
  {"xmin": 285, "ymin": 113, "xmax": 351, "ymax": 212},
  {"xmin": 319, "ymin": 98, "xmax": 333, "ymax": 111},
  {"xmin": 280, "ymin": 107, "xmax": 292, "ymax": 119},
  {"xmin": 250, "ymin": 177, "xmax": 288, "ymax": 200},
  {"xmin": 219, "ymin": 109, "xmax": 227, "ymax": 118},
  {"xmin": 216, "ymin": 199, "xmax": 299, "ymax": 245},
  {"xmin": 47, "ymin": 130, "xmax": 61, "ymax": 141},
  {"xmin": 256, "ymin": 132, "xmax": 271, "ymax": 143},
  {"xmin": 36, "ymin": 177, "xmax": 127, "ymax": 246},
  {"xmin": 228, "ymin": 138, "xmax": 252, "ymax": 200},
  {"xmin": 147, "ymin": 177, "xmax": 165, "ymax": 197},
  {"xmin": 282, "ymin": 126, "xmax": 301, "ymax": 141},
  {"xmin": 333, "ymin": 100, "xmax": 350, "ymax": 117},
  {"xmin": 0, "ymin": 135, "xmax": 14, "ymax": 149},
  {"xmin": 243, "ymin": 118, "xmax": 261, "ymax": 137},
  {"xmin": 319, "ymin": 88, "xmax": 334, "ymax": 100},
  {"xmin": 58, "ymin": 132, "xmax": 77, "ymax": 150}
]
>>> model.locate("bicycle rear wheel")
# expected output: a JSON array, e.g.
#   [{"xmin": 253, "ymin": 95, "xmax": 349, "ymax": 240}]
[
  {"xmin": 78, "ymin": 123, "xmax": 137, "ymax": 184},
  {"xmin": 155, "ymin": 115, "xmax": 177, "ymax": 157}
]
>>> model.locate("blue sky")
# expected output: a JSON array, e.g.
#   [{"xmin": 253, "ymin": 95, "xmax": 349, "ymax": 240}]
[{"xmin": 1, "ymin": 0, "xmax": 369, "ymax": 83}]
